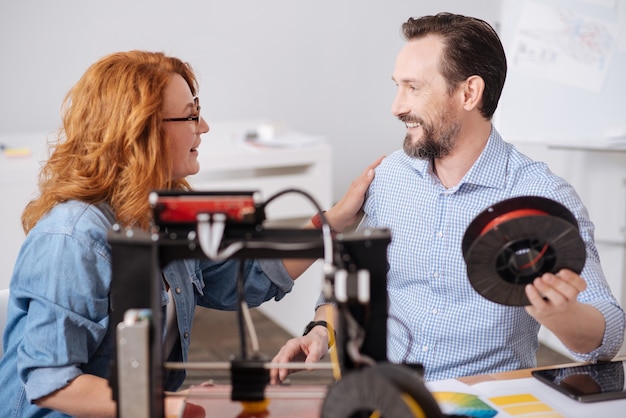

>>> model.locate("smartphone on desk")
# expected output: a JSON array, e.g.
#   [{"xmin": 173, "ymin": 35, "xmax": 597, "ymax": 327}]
[{"xmin": 532, "ymin": 360, "xmax": 626, "ymax": 402}]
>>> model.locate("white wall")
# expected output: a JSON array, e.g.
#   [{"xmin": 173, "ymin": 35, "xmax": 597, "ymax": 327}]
[{"xmin": 0, "ymin": 0, "xmax": 500, "ymax": 200}]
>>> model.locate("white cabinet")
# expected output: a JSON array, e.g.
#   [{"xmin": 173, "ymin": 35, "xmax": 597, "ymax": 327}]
[
  {"xmin": 513, "ymin": 141, "xmax": 626, "ymax": 358},
  {"xmin": 190, "ymin": 121, "xmax": 333, "ymax": 337},
  {"xmin": 189, "ymin": 121, "xmax": 332, "ymax": 221}
]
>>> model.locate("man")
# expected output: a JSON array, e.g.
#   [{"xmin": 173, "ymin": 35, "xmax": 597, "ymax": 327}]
[{"xmin": 271, "ymin": 13, "xmax": 625, "ymax": 382}]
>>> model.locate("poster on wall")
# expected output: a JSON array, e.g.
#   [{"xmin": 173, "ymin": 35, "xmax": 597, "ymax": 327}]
[{"xmin": 509, "ymin": 0, "xmax": 618, "ymax": 92}]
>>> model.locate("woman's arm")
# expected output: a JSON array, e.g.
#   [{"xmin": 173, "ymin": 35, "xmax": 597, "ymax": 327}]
[
  {"xmin": 35, "ymin": 374, "xmax": 116, "ymax": 418},
  {"xmin": 282, "ymin": 156, "xmax": 383, "ymax": 279},
  {"xmin": 36, "ymin": 374, "xmax": 186, "ymax": 418}
]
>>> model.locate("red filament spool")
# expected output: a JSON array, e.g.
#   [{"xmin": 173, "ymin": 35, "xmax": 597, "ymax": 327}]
[{"xmin": 462, "ymin": 196, "xmax": 586, "ymax": 306}]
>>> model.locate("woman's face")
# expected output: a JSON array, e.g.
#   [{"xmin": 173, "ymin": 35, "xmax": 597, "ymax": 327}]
[{"xmin": 162, "ymin": 73, "xmax": 209, "ymax": 180}]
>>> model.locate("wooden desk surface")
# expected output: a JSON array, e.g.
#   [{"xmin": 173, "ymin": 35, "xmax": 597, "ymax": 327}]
[
  {"xmin": 458, "ymin": 360, "xmax": 583, "ymax": 385},
  {"xmin": 170, "ymin": 384, "xmax": 327, "ymax": 418},
  {"xmin": 458, "ymin": 356, "xmax": 626, "ymax": 385},
  {"xmin": 172, "ymin": 360, "xmax": 619, "ymax": 417},
  {"xmin": 171, "ymin": 368, "xmax": 553, "ymax": 418}
]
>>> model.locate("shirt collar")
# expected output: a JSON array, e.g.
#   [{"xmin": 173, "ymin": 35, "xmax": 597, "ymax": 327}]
[
  {"xmin": 408, "ymin": 125, "xmax": 507, "ymax": 190},
  {"xmin": 463, "ymin": 126, "xmax": 507, "ymax": 189}
]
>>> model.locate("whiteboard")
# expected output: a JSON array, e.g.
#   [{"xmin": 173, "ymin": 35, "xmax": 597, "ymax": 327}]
[{"xmin": 495, "ymin": 0, "xmax": 626, "ymax": 147}]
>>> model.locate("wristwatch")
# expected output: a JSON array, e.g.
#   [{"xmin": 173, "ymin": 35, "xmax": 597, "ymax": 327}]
[{"xmin": 302, "ymin": 320, "xmax": 336, "ymax": 348}]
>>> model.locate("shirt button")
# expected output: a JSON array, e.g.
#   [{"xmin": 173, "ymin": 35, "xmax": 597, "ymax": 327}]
[
  {"xmin": 422, "ymin": 345, "xmax": 429, "ymax": 352},
  {"xmin": 437, "ymin": 231, "xmax": 443, "ymax": 238},
  {"xmin": 433, "ymin": 272, "xmax": 440, "ymax": 279},
  {"xmin": 175, "ymin": 287, "xmax": 182, "ymax": 294},
  {"xmin": 432, "ymin": 308, "xmax": 438, "ymax": 314}
]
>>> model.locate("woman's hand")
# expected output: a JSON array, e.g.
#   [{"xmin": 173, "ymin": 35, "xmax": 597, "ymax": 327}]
[{"xmin": 324, "ymin": 155, "xmax": 384, "ymax": 232}]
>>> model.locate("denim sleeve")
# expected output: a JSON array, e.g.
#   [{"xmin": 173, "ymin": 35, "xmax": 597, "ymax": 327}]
[
  {"xmin": 12, "ymin": 230, "xmax": 112, "ymax": 402},
  {"xmin": 196, "ymin": 258, "xmax": 293, "ymax": 310}
]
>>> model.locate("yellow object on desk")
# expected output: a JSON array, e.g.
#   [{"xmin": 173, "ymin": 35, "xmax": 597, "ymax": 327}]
[{"xmin": 2, "ymin": 146, "xmax": 32, "ymax": 158}]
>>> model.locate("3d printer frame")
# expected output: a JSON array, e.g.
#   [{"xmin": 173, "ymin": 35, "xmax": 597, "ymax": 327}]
[{"xmin": 107, "ymin": 190, "xmax": 391, "ymax": 418}]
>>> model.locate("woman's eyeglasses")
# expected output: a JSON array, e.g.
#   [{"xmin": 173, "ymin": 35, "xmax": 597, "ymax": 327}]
[{"xmin": 163, "ymin": 97, "xmax": 201, "ymax": 128}]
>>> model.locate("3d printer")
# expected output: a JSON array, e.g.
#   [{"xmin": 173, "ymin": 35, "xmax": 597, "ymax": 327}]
[{"xmin": 107, "ymin": 189, "xmax": 442, "ymax": 418}]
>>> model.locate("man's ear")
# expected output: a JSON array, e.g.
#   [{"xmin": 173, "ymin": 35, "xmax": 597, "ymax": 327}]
[{"xmin": 462, "ymin": 75, "xmax": 485, "ymax": 112}]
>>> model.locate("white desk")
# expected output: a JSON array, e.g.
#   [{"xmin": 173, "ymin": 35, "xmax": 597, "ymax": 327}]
[{"xmin": 189, "ymin": 120, "xmax": 332, "ymax": 221}]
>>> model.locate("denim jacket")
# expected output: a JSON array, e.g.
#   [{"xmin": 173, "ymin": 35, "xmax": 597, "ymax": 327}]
[{"xmin": 0, "ymin": 200, "xmax": 294, "ymax": 417}]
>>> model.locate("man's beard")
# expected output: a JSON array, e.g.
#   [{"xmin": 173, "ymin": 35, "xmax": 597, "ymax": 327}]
[{"xmin": 401, "ymin": 109, "xmax": 461, "ymax": 160}]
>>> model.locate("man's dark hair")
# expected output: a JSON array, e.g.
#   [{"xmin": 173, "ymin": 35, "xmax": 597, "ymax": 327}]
[{"xmin": 402, "ymin": 12, "xmax": 507, "ymax": 120}]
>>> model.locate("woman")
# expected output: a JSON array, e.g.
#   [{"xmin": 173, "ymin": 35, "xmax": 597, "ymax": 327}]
[{"xmin": 0, "ymin": 50, "xmax": 377, "ymax": 417}]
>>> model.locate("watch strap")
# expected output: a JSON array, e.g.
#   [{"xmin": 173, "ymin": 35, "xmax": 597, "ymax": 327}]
[{"xmin": 302, "ymin": 320, "xmax": 336, "ymax": 348}]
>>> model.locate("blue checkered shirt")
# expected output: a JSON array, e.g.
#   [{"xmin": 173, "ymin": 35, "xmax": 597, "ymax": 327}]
[{"xmin": 360, "ymin": 127, "xmax": 625, "ymax": 381}]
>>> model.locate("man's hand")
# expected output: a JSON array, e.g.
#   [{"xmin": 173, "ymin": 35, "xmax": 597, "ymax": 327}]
[
  {"xmin": 269, "ymin": 327, "xmax": 330, "ymax": 385},
  {"xmin": 525, "ymin": 269, "xmax": 587, "ymax": 317},
  {"xmin": 525, "ymin": 269, "xmax": 604, "ymax": 353}
]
